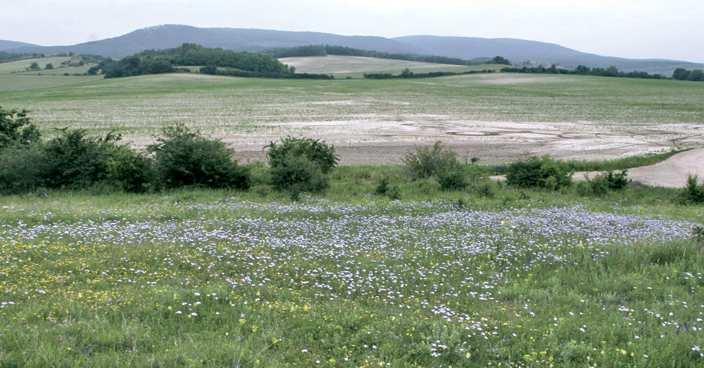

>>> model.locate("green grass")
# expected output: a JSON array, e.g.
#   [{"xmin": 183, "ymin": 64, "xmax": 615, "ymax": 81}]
[{"xmin": 0, "ymin": 171, "xmax": 703, "ymax": 366}]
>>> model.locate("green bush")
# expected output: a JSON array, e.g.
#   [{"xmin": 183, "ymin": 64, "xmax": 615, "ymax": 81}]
[
  {"xmin": 0, "ymin": 107, "xmax": 40, "ymax": 151},
  {"xmin": 681, "ymin": 175, "xmax": 704, "ymax": 204},
  {"xmin": 148, "ymin": 125, "xmax": 250, "ymax": 189},
  {"xmin": 0, "ymin": 144, "xmax": 48, "ymax": 194},
  {"xmin": 270, "ymin": 153, "xmax": 328, "ymax": 199},
  {"xmin": 267, "ymin": 137, "xmax": 338, "ymax": 174},
  {"xmin": 42, "ymin": 129, "xmax": 123, "ymax": 189},
  {"xmin": 437, "ymin": 166, "xmax": 467, "ymax": 191},
  {"xmin": 106, "ymin": 147, "xmax": 156, "ymax": 193},
  {"xmin": 402, "ymin": 142, "xmax": 460, "ymax": 180},
  {"xmin": 374, "ymin": 177, "xmax": 401, "ymax": 200},
  {"xmin": 578, "ymin": 170, "xmax": 630, "ymax": 196},
  {"xmin": 505, "ymin": 156, "xmax": 572, "ymax": 190}
]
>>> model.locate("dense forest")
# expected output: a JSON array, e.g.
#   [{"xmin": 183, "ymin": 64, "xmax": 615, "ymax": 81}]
[
  {"xmin": 672, "ymin": 68, "xmax": 704, "ymax": 81},
  {"xmin": 268, "ymin": 45, "xmax": 510, "ymax": 66},
  {"xmin": 502, "ymin": 64, "xmax": 665, "ymax": 79},
  {"xmin": 88, "ymin": 43, "xmax": 293, "ymax": 78}
]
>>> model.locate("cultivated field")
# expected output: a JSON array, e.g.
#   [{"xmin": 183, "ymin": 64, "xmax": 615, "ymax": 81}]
[
  {"xmin": 279, "ymin": 55, "xmax": 498, "ymax": 78},
  {"xmin": 0, "ymin": 68, "xmax": 703, "ymax": 164}
]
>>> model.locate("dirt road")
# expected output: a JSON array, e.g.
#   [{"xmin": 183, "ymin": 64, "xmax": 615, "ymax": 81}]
[
  {"xmin": 576, "ymin": 148, "xmax": 704, "ymax": 188},
  {"xmin": 494, "ymin": 148, "xmax": 704, "ymax": 188}
]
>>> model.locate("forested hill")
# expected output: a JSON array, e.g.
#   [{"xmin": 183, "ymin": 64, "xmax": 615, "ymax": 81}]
[{"xmin": 5, "ymin": 25, "xmax": 703, "ymax": 75}]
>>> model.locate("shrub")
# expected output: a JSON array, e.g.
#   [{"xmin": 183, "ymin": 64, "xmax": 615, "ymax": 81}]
[
  {"xmin": 0, "ymin": 144, "xmax": 48, "ymax": 194},
  {"xmin": 148, "ymin": 124, "xmax": 250, "ymax": 189},
  {"xmin": 0, "ymin": 107, "xmax": 41, "ymax": 151},
  {"xmin": 269, "ymin": 153, "xmax": 328, "ymax": 199},
  {"xmin": 505, "ymin": 156, "xmax": 572, "ymax": 190},
  {"xmin": 437, "ymin": 166, "xmax": 467, "ymax": 191},
  {"xmin": 375, "ymin": 177, "xmax": 401, "ymax": 200},
  {"xmin": 681, "ymin": 176, "xmax": 704, "ymax": 204},
  {"xmin": 106, "ymin": 147, "xmax": 156, "ymax": 193},
  {"xmin": 267, "ymin": 137, "xmax": 338, "ymax": 174},
  {"xmin": 402, "ymin": 142, "xmax": 460, "ymax": 180},
  {"xmin": 42, "ymin": 129, "xmax": 122, "ymax": 189}
]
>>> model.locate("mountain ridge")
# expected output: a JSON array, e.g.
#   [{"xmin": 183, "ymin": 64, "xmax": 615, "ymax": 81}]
[{"xmin": 4, "ymin": 25, "xmax": 702, "ymax": 75}]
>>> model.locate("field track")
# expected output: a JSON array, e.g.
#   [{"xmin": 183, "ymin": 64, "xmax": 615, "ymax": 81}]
[
  {"xmin": 494, "ymin": 148, "xmax": 704, "ymax": 188},
  {"xmin": 604, "ymin": 148, "xmax": 704, "ymax": 187}
]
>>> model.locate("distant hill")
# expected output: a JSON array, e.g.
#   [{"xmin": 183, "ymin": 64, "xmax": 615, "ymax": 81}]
[
  {"xmin": 5, "ymin": 25, "xmax": 703, "ymax": 75},
  {"xmin": 0, "ymin": 40, "xmax": 37, "ymax": 51},
  {"xmin": 394, "ymin": 36, "xmax": 703, "ymax": 75}
]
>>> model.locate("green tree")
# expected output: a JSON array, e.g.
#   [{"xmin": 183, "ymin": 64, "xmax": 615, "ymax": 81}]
[{"xmin": 44, "ymin": 63, "xmax": 54, "ymax": 70}]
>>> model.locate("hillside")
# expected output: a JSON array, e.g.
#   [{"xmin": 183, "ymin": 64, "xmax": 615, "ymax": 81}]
[
  {"xmin": 0, "ymin": 40, "xmax": 37, "ymax": 51},
  {"xmin": 5, "ymin": 25, "xmax": 703, "ymax": 75},
  {"xmin": 396, "ymin": 35, "xmax": 703, "ymax": 75}
]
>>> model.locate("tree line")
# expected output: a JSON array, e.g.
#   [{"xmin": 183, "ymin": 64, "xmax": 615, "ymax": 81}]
[
  {"xmin": 199, "ymin": 65, "xmax": 334, "ymax": 80},
  {"xmin": 268, "ymin": 45, "xmax": 510, "ymax": 66},
  {"xmin": 672, "ymin": 68, "xmax": 704, "ymax": 82},
  {"xmin": 364, "ymin": 68, "xmax": 497, "ymax": 79},
  {"xmin": 88, "ymin": 43, "xmax": 293, "ymax": 78},
  {"xmin": 502, "ymin": 65, "xmax": 666, "ymax": 79}
]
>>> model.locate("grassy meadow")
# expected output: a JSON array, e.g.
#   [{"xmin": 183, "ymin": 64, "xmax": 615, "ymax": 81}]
[
  {"xmin": 1, "ymin": 169, "xmax": 703, "ymax": 367},
  {"xmin": 1, "ymin": 56, "xmax": 704, "ymax": 367}
]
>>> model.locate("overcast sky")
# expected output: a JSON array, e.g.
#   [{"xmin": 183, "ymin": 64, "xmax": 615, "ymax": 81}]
[{"xmin": 4, "ymin": 0, "xmax": 703, "ymax": 62}]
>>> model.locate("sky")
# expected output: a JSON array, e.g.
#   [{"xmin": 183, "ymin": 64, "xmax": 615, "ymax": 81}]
[{"xmin": 3, "ymin": 0, "xmax": 704, "ymax": 62}]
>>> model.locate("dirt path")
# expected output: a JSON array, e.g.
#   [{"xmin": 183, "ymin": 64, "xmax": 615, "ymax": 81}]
[
  {"xmin": 577, "ymin": 148, "xmax": 704, "ymax": 188},
  {"xmin": 495, "ymin": 148, "xmax": 704, "ymax": 188}
]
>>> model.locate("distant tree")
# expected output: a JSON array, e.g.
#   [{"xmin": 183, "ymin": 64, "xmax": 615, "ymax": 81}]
[
  {"xmin": 689, "ymin": 69, "xmax": 704, "ymax": 82},
  {"xmin": 400, "ymin": 68, "xmax": 414, "ymax": 78},
  {"xmin": 673, "ymin": 68, "xmax": 691, "ymax": 80},
  {"xmin": 575, "ymin": 65, "xmax": 591, "ymax": 74},
  {"xmin": 28, "ymin": 62, "xmax": 40, "ymax": 71},
  {"xmin": 44, "ymin": 63, "xmax": 54, "ymax": 70},
  {"xmin": 491, "ymin": 56, "xmax": 511, "ymax": 65},
  {"xmin": 604, "ymin": 66, "xmax": 620, "ymax": 77}
]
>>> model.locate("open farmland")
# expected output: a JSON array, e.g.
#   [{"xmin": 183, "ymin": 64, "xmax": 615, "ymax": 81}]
[
  {"xmin": 0, "ymin": 70, "xmax": 703, "ymax": 164},
  {"xmin": 279, "ymin": 55, "xmax": 498, "ymax": 78}
]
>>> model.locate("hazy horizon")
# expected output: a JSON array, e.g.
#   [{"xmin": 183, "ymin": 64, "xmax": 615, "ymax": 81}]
[{"xmin": 3, "ymin": 0, "xmax": 704, "ymax": 63}]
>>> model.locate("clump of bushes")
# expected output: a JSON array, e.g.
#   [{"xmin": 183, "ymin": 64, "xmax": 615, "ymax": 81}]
[
  {"xmin": 0, "ymin": 107, "xmax": 40, "ymax": 150},
  {"xmin": 681, "ymin": 175, "xmax": 704, "ymax": 204},
  {"xmin": 267, "ymin": 137, "xmax": 338, "ymax": 198},
  {"xmin": 403, "ymin": 142, "xmax": 459, "ymax": 180},
  {"xmin": 402, "ymin": 142, "xmax": 490, "ymax": 191},
  {"xmin": 505, "ymin": 156, "xmax": 572, "ymax": 190},
  {"xmin": 577, "ymin": 170, "xmax": 630, "ymax": 196},
  {"xmin": 0, "ymin": 107, "xmax": 252, "ymax": 194},
  {"xmin": 148, "ymin": 124, "xmax": 250, "ymax": 190},
  {"xmin": 374, "ymin": 177, "xmax": 400, "ymax": 200}
]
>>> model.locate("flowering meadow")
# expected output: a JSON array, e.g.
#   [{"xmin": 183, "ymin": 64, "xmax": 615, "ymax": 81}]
[{"xmin": 0, "ymin": 189, "xmax": 703, "ymax": 367}]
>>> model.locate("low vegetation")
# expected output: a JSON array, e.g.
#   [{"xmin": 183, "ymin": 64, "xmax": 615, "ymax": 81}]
[
  {"xmin": 364, "ymin": 68, "xmax": 497, "ymax": 79},
  {"xmin": 505, "ymin": 156, "xmax": 573, "ymax": 190},
  {"xmin": 504, "ymin": 64, "xmax": 666, "ymax": 79}
]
